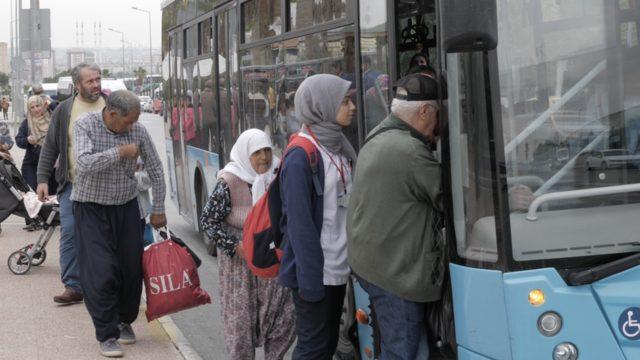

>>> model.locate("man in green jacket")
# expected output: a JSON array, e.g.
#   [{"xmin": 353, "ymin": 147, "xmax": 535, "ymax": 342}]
[{"xmin": 347, "ymin": 73, "xmax": 443, "ymax": 359}]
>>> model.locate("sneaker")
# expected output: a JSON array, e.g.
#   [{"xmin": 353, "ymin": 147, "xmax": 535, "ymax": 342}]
[
  {"xmin": 53, "ymin": 288, "xmax": 83, "ymax": 305},
  {"xmin": 118, "ymin": 323, "xmax": 136, "ymax": 344},
  {"xmin": 100, "ymin": 338, "xmax": 124, "ymax": 358}
]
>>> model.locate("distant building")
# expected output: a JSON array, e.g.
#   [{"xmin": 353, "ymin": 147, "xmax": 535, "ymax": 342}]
[
  {"xmin": 67, "ymin": 48, "xmax": 96, "ymax": 69},
  {"xmin": 0, "ymin": 43, "xmax": 8, "ymax": 74},
  {"xmin": 41, "ymin": 50, "xmax": 56, "ymax": 79}
]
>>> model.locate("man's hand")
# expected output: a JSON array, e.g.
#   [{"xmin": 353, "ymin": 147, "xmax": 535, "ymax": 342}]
[
  {"xmin": 27, "ymin": 135, "xmax": 38, "ymax": 145},
  {"xmin": 36, "ymin": 183, "xmax": 49, "ymax": 202},
  {"xmin": 150, "ymin": 213, "xmax": 167, "ymax": 229},
  {"xmin": 118, "ymin": 143, "xmax": 140, "ymax": 159},
  {"xmin": 0, "ymin": 152, "xmax": 12, "ymax": 162}
]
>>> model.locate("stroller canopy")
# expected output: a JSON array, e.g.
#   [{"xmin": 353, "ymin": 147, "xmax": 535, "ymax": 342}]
[{"xmin": 0, "ymin": 159, "xmax": 30, "ymax": 223}]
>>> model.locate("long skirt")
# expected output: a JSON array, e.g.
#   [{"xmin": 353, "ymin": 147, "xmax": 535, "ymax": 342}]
[{"xmin": 218, "ymin": 251, "xmax": 296, "ymax": 360}]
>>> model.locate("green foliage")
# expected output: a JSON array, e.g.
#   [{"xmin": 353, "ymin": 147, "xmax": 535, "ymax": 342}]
[
  {"xmin": 0, "ymin": 72, "xmax": 8, "ymax": 88},
  {"xmin": 43, "ymin": 69, "xmax": 72, "ymax": 84},
  {"xmin": 103, "ymin": 69, "xmax": 111, "ymax": 78},
  {"xmin": 133, "ymin": 67, "xmax": 148, "ymax": 86}
]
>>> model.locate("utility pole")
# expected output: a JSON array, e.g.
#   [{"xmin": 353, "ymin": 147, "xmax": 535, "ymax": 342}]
[
  {"xmin": 30, "ymin": 0, "xmax": 38, "ymax": 84},
  {"xmin": 131, "ymin": 7, "xmax": 153, "ymax": 87},
  {"xmin": 108, "ymin": 28, "xmax": 125, "ymax": 78}
]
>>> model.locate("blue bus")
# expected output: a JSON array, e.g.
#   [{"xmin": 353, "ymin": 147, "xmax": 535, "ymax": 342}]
[{"xmin": 162, "ymin": 1, "xmax": 640, "ymax": 358}]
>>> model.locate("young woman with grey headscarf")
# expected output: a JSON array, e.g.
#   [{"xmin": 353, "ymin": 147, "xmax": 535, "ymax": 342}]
[
  {"xmin": 199, "ymin": 129, "xmax": 294, "ymax": 359},
  {"xmin": 277, "ymin": 74, "xmax": 357, "ymax": 359}
]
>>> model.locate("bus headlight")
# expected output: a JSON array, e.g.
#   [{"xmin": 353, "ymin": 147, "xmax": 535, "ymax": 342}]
[
  {"xmin": 529, "ymin": 289, "xmax": 545, "ymax": 306},
  {"xmin": 553, "ymin": 342, "xmax": 578, "ymax": 360},
  {"xmin": 538, "ymin": 311, "xmax": 562, "ymax": 337}
]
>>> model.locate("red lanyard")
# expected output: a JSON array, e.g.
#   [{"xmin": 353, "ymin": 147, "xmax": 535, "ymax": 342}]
[{"xmin": 304, "ymin": 126, "xmax": 348, "ymax": 194}]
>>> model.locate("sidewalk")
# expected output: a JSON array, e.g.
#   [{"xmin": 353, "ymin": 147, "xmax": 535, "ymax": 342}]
[{"xmin": 0, "ymin": 129, "xmax": 188, "ymax": 360}]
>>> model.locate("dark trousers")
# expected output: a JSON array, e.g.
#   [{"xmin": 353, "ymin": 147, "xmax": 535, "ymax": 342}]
[
  {"xmin": 356, "ymin": 275, "xmax": 429, "ymax": 360},
  {"xmin": 21, "ymin": 163, "xmax": 58, "ymax": 194},
  {"xmin": 73, "ymin": 199, "xmax": 143, "ymax": 342},
  {"xmin": 292, "ymin": 285, "xmax": 346, "ymax": 360}
]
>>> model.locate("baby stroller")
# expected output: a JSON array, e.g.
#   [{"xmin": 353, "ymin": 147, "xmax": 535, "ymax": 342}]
[{"xmin": 0, "ymin": 158, "xmax": 59, "ymax": 275}]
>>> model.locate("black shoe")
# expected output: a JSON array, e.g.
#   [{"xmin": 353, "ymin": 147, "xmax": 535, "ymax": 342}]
[
  {"xmin": 23, "ymin": 223, "xmax": 39, "ymax": 232},
  {"xmin": 207, "ymin": 241, "xmax": 218, "ymax": 257}
]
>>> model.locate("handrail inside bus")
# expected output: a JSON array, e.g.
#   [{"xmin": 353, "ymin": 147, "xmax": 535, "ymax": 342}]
[
  {"xmin": 533, "ymin": 131, "xmax": 607, "ymax": 196},
  {"xmin": 504, "ymin": 60, "xmax": 607, "ymax": 155},
  {"xmin": 526, "ymin": 183, "xmax": 640, "ymax": 221}
]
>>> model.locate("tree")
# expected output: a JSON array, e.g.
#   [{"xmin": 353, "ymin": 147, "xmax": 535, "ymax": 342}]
[
  {"xmin": 103, "ymin": 69, "xmax": 111, "ymax": 78},
  {"xmin": 133, "ymin": 67, "xmax": 147, "ymax": 86},
  {"xmin": 43, "ymin": 69, "xmax": 72, "ymax": 84},
  {"xmin": 0, "ymin": 72, "xmax": 9, "ymax": 95}
]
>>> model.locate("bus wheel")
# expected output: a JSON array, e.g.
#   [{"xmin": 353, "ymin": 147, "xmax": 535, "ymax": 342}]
[{"xmin": 196, "ymin": 173, "xmax": 216, "ymax": 257}]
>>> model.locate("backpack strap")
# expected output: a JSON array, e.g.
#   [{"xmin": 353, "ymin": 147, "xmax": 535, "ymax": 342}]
[{"xmin": 285, "ymin": 135, "xmax": 324, "ymax": 196}]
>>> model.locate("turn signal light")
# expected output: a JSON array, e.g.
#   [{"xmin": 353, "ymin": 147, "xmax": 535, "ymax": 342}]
[
  {"xmin": 356, "ymin": 309, "xmax": 369, "ymax": 324},
  {"xmin": 528, "ymin": 289, "xmax": 545, "ymax": 306}
]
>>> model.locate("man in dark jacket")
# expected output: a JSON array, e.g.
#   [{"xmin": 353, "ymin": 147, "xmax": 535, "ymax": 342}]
[
  {"xmin": 36, "ymin": 62, "xmax": 106, "ymax": 305},
  {"xmin": 347, "ymin": 74, "xmax": 444, "ymax": 359}
]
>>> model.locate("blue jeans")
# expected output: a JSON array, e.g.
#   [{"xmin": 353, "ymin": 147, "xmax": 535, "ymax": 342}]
[
  {"xmin": 356, "ymin": 275, "xmax": 429, "ymax": 360},
  {"xmin": 59, "ymin": 184, "xmax": 81, "ymax": 292}
]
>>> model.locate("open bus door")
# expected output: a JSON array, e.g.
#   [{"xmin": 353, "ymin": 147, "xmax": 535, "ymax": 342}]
[
  {"xmin": 354, "ymin": 0, "xmax": 640, "ymax": 359},
  {"xmin": 351, "ymin": 1, "xmax": 457, "ymax": 359},
  {"xmin": 445, "ymin": 0, "xmax": 640, "ymax": 359}
]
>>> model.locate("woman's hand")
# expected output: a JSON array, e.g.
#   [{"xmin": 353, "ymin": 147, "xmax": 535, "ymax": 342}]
[{"xmin": 27, "ymin": 135, "xmax": 38, "ymax": 145}]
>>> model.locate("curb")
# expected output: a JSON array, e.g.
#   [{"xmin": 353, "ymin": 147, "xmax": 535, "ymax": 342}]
[
  {"xmin": 141, "ymin": 292, "xmax": 202, "ymax": 360},
  {"xmin": 157, "ymin": 315, "xmax": 203, "ymax": 360}
]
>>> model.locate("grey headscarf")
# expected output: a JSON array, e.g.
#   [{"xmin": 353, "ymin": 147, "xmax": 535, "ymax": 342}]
[{"xmin": 294, "ymin": 74, "xmax": 357, "ymax": 163}]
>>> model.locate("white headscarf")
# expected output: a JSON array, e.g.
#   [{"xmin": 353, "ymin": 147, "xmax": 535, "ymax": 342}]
[{"xmin": 218, "ymin": 129, "xmax": 279, "ymax": 195}]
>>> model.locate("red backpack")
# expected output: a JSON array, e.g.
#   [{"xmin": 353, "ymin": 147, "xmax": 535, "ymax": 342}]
[{"xmin": 242, "ymin": 134, "xmax": 323, "ymax": 278}]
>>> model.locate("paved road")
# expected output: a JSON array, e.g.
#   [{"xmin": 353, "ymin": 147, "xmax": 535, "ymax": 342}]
[{"xmin": 140, "ymin": 113, "xmax": 291, "ymax": 360}]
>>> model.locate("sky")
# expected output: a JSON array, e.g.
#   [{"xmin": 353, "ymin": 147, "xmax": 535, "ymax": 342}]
[{"xmin": 1, "ymin": 0, "xmax": 165, "ymax": 49}]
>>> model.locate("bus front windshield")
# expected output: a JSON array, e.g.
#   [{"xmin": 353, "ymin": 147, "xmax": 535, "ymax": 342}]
[{"xmin": 449, "ymin": 0, "xmax": 640, "ymax": 267}]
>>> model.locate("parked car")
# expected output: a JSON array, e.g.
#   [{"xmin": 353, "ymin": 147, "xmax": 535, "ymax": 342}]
[
  {"xmin": 139, "ymin": 96, "xmax": 152, "ymax": 112},
  {"xmin": 56, "ymin": 76, "xmax": 74, "ymax": 102},
  {"xmin": 101, "ymin": 79, "xmax": 128, "ymax": 93},
  {"xmin": 152, "ymin": 98, "xmax": 163, "ymax": 115},
  {"xmin": 585, "ymin": 149, "xmax": 640, "ymax": 169}
]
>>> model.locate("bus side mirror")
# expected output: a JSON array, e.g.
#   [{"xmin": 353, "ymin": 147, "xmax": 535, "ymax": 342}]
[{"xmin": 440, "ymin": 0, "xmax": 498, "ymax": 53}]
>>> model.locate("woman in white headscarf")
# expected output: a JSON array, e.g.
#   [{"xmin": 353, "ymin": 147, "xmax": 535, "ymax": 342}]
[
  {"xmin": 199, "ymin": 129, "xmax": 293, "ymax": 360},
  {"xmin": 15, "ymin": 95, "xmax": 57, "ymax": 230}
]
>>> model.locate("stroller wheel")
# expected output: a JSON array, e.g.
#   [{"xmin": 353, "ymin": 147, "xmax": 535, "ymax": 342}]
[
  {"xmin": 8, "ymin": 250, "xmax": 31, "ymax": 275},
  {"xmin": 31, "ymin": 249, "xmax": 47, "ymax": 266}
]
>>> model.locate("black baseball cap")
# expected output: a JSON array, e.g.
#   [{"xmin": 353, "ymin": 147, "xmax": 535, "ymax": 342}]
[{"xmin": 393, "ymin": 73, "xmax": 439, "ymax": 101}]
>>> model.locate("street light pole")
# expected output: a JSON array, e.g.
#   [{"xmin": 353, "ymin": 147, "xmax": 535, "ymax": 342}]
[
  {"xmin": 108, "ymin": 28, "xmax": 125, "ymax": 77},
  {"xmin": 131, "ymin": 7, "xmax": 152, "ymax": 88}
]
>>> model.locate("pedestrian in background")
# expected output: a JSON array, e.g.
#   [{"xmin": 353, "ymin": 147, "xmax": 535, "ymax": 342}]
[
  {"xmin": 278, "ymin": 74, "xmax": 357, "ymax": 359},
  {"xmin": 200, "ymin": 129, "xmax": 295, "ymax": 360},
  {"xmin": 71, "ymin": 90, "xmax": 166, "ymax": 358},
  {"xmin": 348, "ymin": 74, "xmax": 444, "ymax": 359},
  {"xmin": 0, "ymin": 122, "xmax": 13, "ymax": 162},
  {"xmin": 2, "ymin": 97, "xmax": 10, "ymax": 120},
  {"xmin": 32, "ymin": 83, "xmax": 58, "ymax": 112},
  {"xmin": 37, "ymin": 62, "xmax": 107, "ymax": 305},
  {"xmin": 15, "ymin": 95, "xmax": 58, "ymax": 231}
]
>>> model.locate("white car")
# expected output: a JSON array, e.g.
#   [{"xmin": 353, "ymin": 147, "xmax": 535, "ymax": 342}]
[
  {"xmin": 585, "ymin": 149, "xmax": 640, "ymax": 169},
  {"xmin": 139, "ymin": 96, "xmax": 152, "ymax": 112}
]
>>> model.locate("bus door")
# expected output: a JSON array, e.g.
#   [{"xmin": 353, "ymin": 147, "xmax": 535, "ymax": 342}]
[
  {"xmin": 352, "ymin": 1, "xmax": 456, "ymax": 359},
  {"xmin": 445, "ymin": 0, "xmax": 640, "ymax": 359}
]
